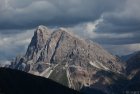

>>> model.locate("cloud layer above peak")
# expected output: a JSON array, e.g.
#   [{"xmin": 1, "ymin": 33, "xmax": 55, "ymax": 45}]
[
  {"xmin": 0, "ymin": 0, "xmax": 140, "ymax": 60},
  {"xmin": 0, "ymin": 0, "xmax": 125, "ymax": 30},
  {"xmin": 0, "ymin": 0, "xmax": 139, "ymax": 45}
]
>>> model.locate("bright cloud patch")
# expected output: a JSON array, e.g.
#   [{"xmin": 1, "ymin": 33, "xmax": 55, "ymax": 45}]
[{"xmin": 0, "ymin": 29, "xmax": 33, "ymax": 60}]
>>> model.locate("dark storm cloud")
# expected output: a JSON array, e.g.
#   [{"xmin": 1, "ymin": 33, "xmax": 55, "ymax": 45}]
[
  {"xmin": 95, "ymin": 0, "xmax": 140, "ymax": 34},
  {"xmin": 87, "ymin": 0, "xmax": 140, "ymax": 45},
  {"xmin": 0, "ymin": 0, "xmax": 140, "ymax": 59},
  {"xmin": 93, "ymin": 31, "xmax": 140, "ymax": 45},
  {"xmin": 94, "ymin": 36, "xmax": 140, "ymax": 45},
  {"xmin": 0, "ymin": 0, "xmax": 125, "ymax": 31}
]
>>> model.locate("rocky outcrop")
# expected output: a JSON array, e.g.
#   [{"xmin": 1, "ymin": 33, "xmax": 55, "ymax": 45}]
[{"xmin": 10, "ymin": 25, "xmax": 125, "ymax": 94}]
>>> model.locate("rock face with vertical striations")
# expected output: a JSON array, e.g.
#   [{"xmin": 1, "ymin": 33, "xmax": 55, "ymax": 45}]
[{"xmin": 10, "ymin": 25, "xmax": 125, "ymax": 94}]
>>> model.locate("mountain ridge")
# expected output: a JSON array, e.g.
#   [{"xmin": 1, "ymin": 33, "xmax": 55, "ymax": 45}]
[
  {"xmin": 0, "ymin": 68, "xmax": 83, "ymax": 94},
  {"xmin": 9, "ymin": 25, "xmax": 125, "ymax": 94}
]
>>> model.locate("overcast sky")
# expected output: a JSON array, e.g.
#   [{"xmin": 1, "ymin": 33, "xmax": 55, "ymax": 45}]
[{"xmin": 0, "ymin": 0, "xmax": 140, "ymax": 62}]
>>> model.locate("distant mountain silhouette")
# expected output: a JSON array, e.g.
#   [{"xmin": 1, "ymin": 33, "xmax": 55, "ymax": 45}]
[
  {"xmin": 0, "ymin": 68, "xmax": 81, "ymax": 94},
  {"xmin": 0, "ymin": 68, "xmax": 108, "ymax": 94}
]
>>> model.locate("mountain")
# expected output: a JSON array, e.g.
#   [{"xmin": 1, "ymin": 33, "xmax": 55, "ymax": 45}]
[
  {"xmin": 9, "ymin": 25, "xmax": 125, "ymax": 94},
  {"xmin": 125, "ymin": 51, "xmax": 140, "ymax": 79},
  {"xmin": 121, "ymin": 51, "xmax": 139, "ymax": 61},
  {"xmin": 0, "ymin": 68, "xmax": 82, "ymax": 94},
  {"xmin": 123, "ymin": 71, "xmax": 140, "ymax": 92},
  {"xmin": 115, "ymin": 51, "xmax": 140, "ymax": 94}
]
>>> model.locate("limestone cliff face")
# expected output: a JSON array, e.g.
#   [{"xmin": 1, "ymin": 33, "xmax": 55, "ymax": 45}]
[{"xmin": 10, "ymin": 25, "xmax": 125, "ymax": 94}]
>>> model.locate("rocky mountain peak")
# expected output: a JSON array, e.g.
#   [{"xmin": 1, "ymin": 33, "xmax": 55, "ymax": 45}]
[
  {"xmin": 38, "ymin": 25, "xmax": 48, "ymax": 30},
  {"xmin": 25, "ymin": 25, "xmax": 50, "ymax": 61},
  {"xmin": 34, "ymin": 25, "xmax": 50, "ymax": 48},
  {"xmin": 10, "ymin": 25, "xmax": 125, "ymax": 94}
]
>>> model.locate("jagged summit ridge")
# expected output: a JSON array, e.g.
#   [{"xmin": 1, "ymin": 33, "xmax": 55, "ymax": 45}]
[
  {"xmin": 14, "ymin": 25, "xmax": 123, "ymax": 70},
  {"xmin": 25, "ymin": 25, "xmax": 50, "ymax": 60},
  {"xmin": 10, "ymin": 25, "xmax": 124, "ymax": 93}
]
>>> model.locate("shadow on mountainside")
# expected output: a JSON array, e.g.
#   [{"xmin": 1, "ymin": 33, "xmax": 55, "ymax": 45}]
[
  {"xmin": 0, "ymin": 68, "xmax": 108, "ymax": 94},
  {"xmin": 0, "ymin": 68, "xmax": 81, "ymax": 94}
]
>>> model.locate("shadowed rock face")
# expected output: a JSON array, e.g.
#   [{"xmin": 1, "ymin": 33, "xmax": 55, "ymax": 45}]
[
  {"xmin": 124, "ymin": 51, "xmax": 140, "ymax": 79},
  {"xmin": 9, "ymin": 25, "xmax": 125, "ymax": 94}
]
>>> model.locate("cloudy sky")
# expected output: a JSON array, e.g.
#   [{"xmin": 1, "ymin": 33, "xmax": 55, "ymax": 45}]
[{"xmin": 0, "ymin": 0, "xmax": 140, "ymax": 62}]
